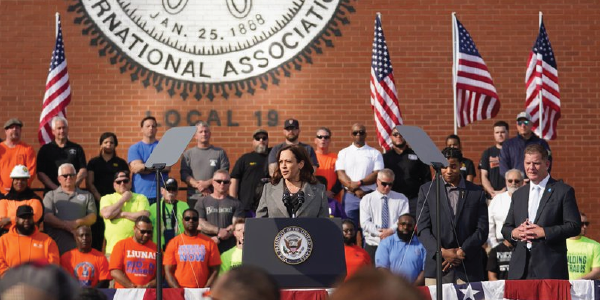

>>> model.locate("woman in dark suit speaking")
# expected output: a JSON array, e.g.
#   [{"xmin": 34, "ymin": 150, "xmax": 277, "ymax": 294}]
[{"xmin": 256, "ymin": 144, "xmax": 328, "ymax": 218}]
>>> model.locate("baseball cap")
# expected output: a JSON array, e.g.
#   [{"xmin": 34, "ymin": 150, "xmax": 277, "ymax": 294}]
[
  {"xmin": 283, "ymin": 119, "xmax": 299, "ymax": 129},
  {"xmin": 16, "ymin": 205, "xmax": 34, "ymax": 218},
  {"xmin": 516, "ymin": 111, "xmax": 531, "ymax": 121},
  {"xmin": 253, "ymin": 129, "xmax": 268, "ymax": 138},
  {"xmin": 165, "ymin": 178, "xmax": 178, "ymax": 190},
  {"xmin": 10, "ymin": 165, "xmax": 31, "ymax": 179},
  {"xmin": 113, "ymin": 170, "xmax": 130, "ymax": 181},
  {"xmin": 4, "ymin": 118, "xmax": 23, "ymax": 129}
]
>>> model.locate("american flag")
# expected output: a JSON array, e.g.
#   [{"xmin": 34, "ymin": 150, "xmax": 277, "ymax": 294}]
[
  {"xmin": 39, "ymin": 15, "xmax": 71, "ymax": 145},
  {"xmin": 453, "ymin": 17, "xmax": 500, "ymax": 128},
  {"xmin": 370, "ymin": 14, "xmax": 402, "ymax": 151},
  {"xmin": 525, "ymin": 18, "xmax": 560, "ymax": 140}
]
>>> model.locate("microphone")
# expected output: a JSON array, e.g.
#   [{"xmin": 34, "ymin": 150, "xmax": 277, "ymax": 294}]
[
  {"xmin": 296, "ymin": 191, "xmax": 305, "ymax": 218},
  {"xmin": 282, "ymin": 191, "xmax": 293, "ymax": 218}
]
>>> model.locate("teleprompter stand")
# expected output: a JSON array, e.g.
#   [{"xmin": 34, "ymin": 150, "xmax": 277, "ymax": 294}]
[
  {"xmin": 396, "ymin": 125, "xmax": 448, "ymax": 300},
  {"xmin": 145, "ymin": 126, "xmax": 196, "ymax": 300}
]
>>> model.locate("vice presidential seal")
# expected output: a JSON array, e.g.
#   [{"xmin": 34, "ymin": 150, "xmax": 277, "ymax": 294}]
[
  {"xmin": 68, "ymin": 0, "xmax": 355, "ymax": 100},
  {"xmin": 274, "ymin": 226, "xmax": 313, "ymax": 265}
]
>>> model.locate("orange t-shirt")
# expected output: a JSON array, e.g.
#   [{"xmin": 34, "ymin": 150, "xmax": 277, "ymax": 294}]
[
  {"xmin": 109, "ymin": 237, "xmax": 157, "ymax": 288},
  {"xmin": 61, "ymin": 248, "xmax": 111, "ymax": 287},
  {"xmin": 344, "ymin": 244, "xmax": 372, "ymax": 280},
  {"xmin": 0, "ymin": 142, "xmax": 36, "ymax": 193},
  {"xmin": 316, "ymin": 152, "xmax": 341, "ymax": 202},
  {"xmin": 163, "ymin": 233, "xmax": 221, "ymax": 288}
]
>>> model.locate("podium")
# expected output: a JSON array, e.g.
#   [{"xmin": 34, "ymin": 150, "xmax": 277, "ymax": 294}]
[{"xmin": 243, "ymin": 218, "xmax": 346, "ymax": 288}]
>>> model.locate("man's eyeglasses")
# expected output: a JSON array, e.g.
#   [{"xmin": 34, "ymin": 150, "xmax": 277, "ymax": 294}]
[
  {"xmin": 582, "ymin": 222, "xmax": 590, "ymax": 227},
  {"xmin": 184, "ymin": 216, "xmax": 199, "ymax": 222},
  {"xmin": 214, "ymin": 180, "xmax": 231, "ymax": 185},
  {"xmin": 352, "ymin": 130, "xmax": 366, "ymax": 136},
  {"xmin": 517, "ymin": 120, "xmax": 530, "ymax": 126},
  {"xmin": 380, "ymin": 181, "xmax": 393, "ymax": 187},
  {"xmin": 254, "ymin": 136, "xmax": 268, "ymax": 141},
  {"xmin": 60, "ymin": 174, "xmax": 76, "ymax": 179},
  {"xmin": 136, "ymin": 227, "xmax": 152, "ymax": 235},
  {"xmin": 507, "ymin": 179, "xmax": 521, "ymax": 184},
  {"xmin": 115, "ymin": 179, "xmax": 130, "ymax": 185},
  {"xmin": 316, "ymin": 135, "xmax": 330, "ymax": 140}
]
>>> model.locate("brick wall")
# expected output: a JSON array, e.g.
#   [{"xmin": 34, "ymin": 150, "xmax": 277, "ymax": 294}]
[{"xmin": 2, "ymin": 0, "xmax": 599, "ymax": 239}]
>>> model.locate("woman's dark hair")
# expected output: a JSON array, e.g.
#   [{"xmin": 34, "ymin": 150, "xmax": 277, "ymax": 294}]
[
  {"xmin": 98, "ymin": 132, "xmax": 118, "ymax": 146},
  {"xmin": 271, "ymin": 144, "xmax": 317, "ymax": 185}
]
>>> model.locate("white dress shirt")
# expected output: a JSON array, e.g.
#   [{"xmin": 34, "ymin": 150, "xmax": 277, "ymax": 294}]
[
  {"xmin": 488, "ymin": 191, "xmax": 512, "ymax": 248},
  {"xmin": 528, "ymin": 174, "xmax": 550, "ymax": 223},
  {"xmin": 360, "ymin": 190, "xmax": 409, "ymax": 246}
]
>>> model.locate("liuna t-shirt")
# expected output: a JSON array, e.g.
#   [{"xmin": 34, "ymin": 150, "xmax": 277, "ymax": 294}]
[{"xmin": 108, "ymin": 237, "xmax": 157, "ymax": 288}]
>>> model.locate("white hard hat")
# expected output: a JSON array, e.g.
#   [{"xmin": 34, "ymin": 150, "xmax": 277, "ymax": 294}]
[{"xmin": 10, "ymin": 165, "xmax": 30, "ymax": 179}]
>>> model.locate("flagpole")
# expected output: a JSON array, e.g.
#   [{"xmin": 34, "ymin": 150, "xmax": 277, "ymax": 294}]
[
  {"xmin": 55, "ymin": 13, "xmax": 60, "ymax": 37},
  {"xmin": 452, "ymin": 13, "xmax": 458, "ymax": 135},
  {"xmin": 537, "ymin": 11, "xmax": 544, "ymax": 138}
]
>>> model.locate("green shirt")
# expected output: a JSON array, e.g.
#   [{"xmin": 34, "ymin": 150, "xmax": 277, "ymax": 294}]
[
  {"xmin": 99, "ymin": 192, "xmax": 150, "ymax": 255},
  {"xmin": 149, "ymin": 200, "xmax": 189, "ymax": 248},
  {"xmin": 220, "ymin": 246, "xmax": 243, "ymax": 274},
  {"xmin": 567, "ymin": 236, "xmax": 600, "ymax": 280}
]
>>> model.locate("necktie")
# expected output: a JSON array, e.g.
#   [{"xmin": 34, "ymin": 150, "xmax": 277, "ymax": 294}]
[
  {"xmin": 528, "ymin": 186, "xmax": 541, "ymax": 223},
  {"xmin": 381, "ymin": 195, "xmax": 389, "ymax": 229}
]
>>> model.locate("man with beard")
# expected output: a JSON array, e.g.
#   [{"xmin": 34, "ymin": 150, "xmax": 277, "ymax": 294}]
[
  {"xmin": 342, "ymin": 219, "xmax": 371, "ymax": 280},
  {"xmin": 0, "ymin": 205, "xmax": 60, "ymax": 277},
  {"xmin": 383, "ymin": 128, "xmax": 431, "ymax": 218},
  {"xmin": 149, "ymin": 178, "xmax": 189, "ymax": 250},
  {"xmin": 488, "ymin": 169, "xmax": 525, "ymax": 248},
  {"xmin": 109, "ymin": 216, "xmax": 157, "ymax": 288},
  {"xmin": 0, "ymin": 165, "xmax": 44, "ymax": 235},
  {"xmin": 417, "ymin": 147, "xmax": 487, "ymax": 284},
  {"xmin": 375, "ymin": 214, "xmax": 425, "ymax": 285},
  {"xmin": 60, "ymin": 225, "xmax": 111, "ymax": 288},
  {"xmin": 0, "ymin": 118, "xmax": 36, "ymax": 194},
  {"xmin": 181, "ymin": 121, "xmax": 230, "ymax": 207},
  {"xmin": 230, "ymin": 129, "xmax": 270, "ymax": 216},
  {"xmin": 220, "ymin": 218, "xmax": 245, "ymax": 273},
  {"xmin": 164, "ymin": 208, "xmax": 221, "ymax": 288},
  {"xmin": 37, "ymin": 116, "xmax": 87, "ymax": 193},
  {"xmin": 268, "ymin": 118, "xmax": 319, "ymax": 176}
]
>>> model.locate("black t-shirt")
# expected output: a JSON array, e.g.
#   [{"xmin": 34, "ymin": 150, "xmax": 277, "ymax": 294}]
[
  {"xmin": 478, "ymin": 146, "xmax": 506, "ymax": 191},
  {"xmin": 486, "ymin": 242, "xmax": 513, "ymax": 280},
  {"xmin": 382, "ymin": 148, "xmax": 431, "ymax": 199},
  {"xmin": 230, "ymin": 151, "xmax": 269, "ymax": 211},
  {"xmin": 87, "ymin": 154, "xmax": 129, "ymax": 196},
  {"xmin": 459, "ymin": 157, "xmax": 476, "ymax": 180},
  {"xmin": 37, "ymin": 140, "xmax": 87, "ymax": 190}
]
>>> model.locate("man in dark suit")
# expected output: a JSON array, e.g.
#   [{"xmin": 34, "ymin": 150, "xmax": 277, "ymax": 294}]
[
  {"xmin": 501, "ymin": 144, "xmax": 580, "ymax": 279},
  {"xmin": 417, "ymin": 147, "xmax": 488, "ymax": 285}
]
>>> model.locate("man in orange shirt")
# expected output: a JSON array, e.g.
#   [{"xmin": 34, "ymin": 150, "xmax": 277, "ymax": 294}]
[
  {"xmin": 164, "ymin": 208, "xmax": 221, "ymax": 288},
  {"xmin": 61, "ymin": 225, "xmax": 110, "ymax": 288},
  {"xmin": 314, "ymin": 127, "xmax": 342, "ymax": 201},
  {"xmin": 0, "ymin": 165, "xmax": 44, "ymax": 235},
  {"xmin": 0, "ymin": 118, "xmax": 36, "ymax": 194},
  {"xmin": 342, "ymin": 219, "xmax": 371, "ymax": 280},
  {"xmin": 0, "ymin": 205, "xmax": 59, "ymax": 277},
  {"xmin": 109, "ymin": 216, "xmax": 157, "ymax": 288}
]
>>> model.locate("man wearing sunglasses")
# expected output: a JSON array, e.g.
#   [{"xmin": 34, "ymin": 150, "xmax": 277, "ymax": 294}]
[
  {"xmin": 230, "ymin": 129, "xmax": 271, "ymax": 217},
  {"xmin": 164, "ymin": 208, "xmax": 221, "ymax": 288},
  {"xmin": 109, "ymin": 216, "xmax": 157, "ymax": 288},
  {"xmin": 100, "ymin": 171, "xmax": 150, "ymax": 258},
  {"xmin": 314, "ymin": 127, "xmax": 343, "ymax": 201},
  {"xmin": 43, "ymin": 163, "xmax": 97, "ymax": 255},
  {"xmin": 488, "ymin": 169, "xmax": 525, "ymax": 248},
  {"xmin": 149, "ymin": 178, "xmax": 189, "ymax": 250},
  {"xmin": 195, "ymin": 170, "xmax": 244, "ymax": 253},
  {"xmin": 499, "ymin": 112, "xmax": 552, "ymax": 181},
  {"xmin": 567, "ymin": 213, "xmax": 600, "ymax": 280},
  {"xmin": 336, "ymin": 123, "xmax": 384, "ymax": 228},
  {"xmin": 267, "ymin": 118, "xmax": 319, "ymax": 177},
  {"xmin": 359, "ymin": 169, "xmax": 409, "ymax": 262}
]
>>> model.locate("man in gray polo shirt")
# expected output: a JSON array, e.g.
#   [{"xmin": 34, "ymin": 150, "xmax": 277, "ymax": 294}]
[
  {"xmin": 43, "ymin": 163, "xmax": 97, "ymax": 254},
  {"xmin": 181, "ymin": 121, "xmax": 230, "ymax": 208}
]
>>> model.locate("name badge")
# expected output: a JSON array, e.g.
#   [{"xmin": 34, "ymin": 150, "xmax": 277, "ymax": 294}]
[{"xmin": 408, "ymin": 154, "xmax": 418, "ymax": 160}]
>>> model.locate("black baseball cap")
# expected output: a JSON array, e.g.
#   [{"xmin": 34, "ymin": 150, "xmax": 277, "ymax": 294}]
[
  {"xmin": 283, "ymin": 119, "xmax": 299, "ymax": 129},
  {"xmin": 165, "ymin": 178, "xmax": 178, "ymax": 190},
  {"xmin": 16, "ymin": 205, "xmax": 34, "ymax": 218}
]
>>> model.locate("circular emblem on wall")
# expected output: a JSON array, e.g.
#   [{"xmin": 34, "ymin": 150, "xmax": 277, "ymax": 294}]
[
  {"xmin": 67, "ymin": 0, "xmax": 356, "ymax": 100},
  {"xmin": 274, "ymin": 226, "xmax": 313, "ymax": 265}
]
